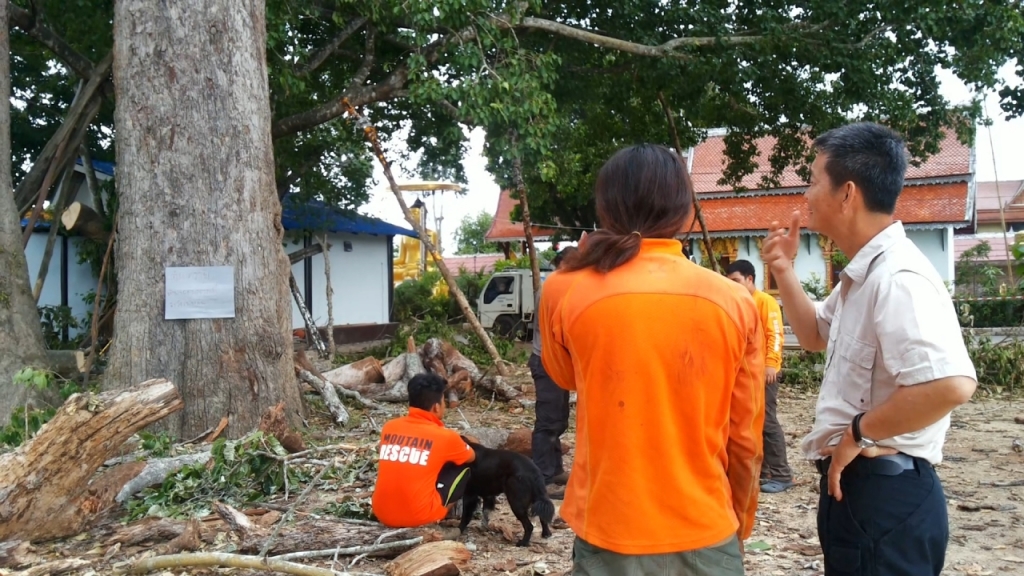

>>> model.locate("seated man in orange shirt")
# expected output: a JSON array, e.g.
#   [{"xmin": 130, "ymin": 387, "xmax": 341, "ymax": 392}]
[{"xmin": 372, "ymin": 373, "xmax": 476, "ymax": 528}]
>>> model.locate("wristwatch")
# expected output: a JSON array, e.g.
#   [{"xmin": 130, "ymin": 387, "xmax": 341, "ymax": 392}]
[{"xmin": 851, "ymin": 412, "xmax": 876, "ymax": 449}]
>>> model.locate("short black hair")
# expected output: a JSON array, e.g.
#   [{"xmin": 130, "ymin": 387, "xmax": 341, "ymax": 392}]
[
  {"xmin": 812, "ymin": 122, "xmax": 908, "ymax": 214},
  {"xmin": 408, "ymin": 373, "xmax": 446, "ymax": 411},
  {"xmin": 726, "ymin": 259, "xmax": 756, "ymax": 280},
  {"xmin": 551, "ymin": 246, "xmax": 578, "ymax": 268}
]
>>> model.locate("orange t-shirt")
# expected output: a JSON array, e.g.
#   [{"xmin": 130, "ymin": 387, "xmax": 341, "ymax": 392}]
[
  {"xmin": 539, "ymin": 238, "xmax": 765, "ymax": 555},
  {"xmin": 752, "ymin": 290, "xmax": 784, "ymax": 370},
  {"xmin": 371, "ymin": 408, "xmax": 475, "ymax": 528}
]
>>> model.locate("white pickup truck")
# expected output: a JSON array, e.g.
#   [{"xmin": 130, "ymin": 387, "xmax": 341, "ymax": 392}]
[{"xmin": 476, "ymin": 268, "xmax": 550, "ymax": 339}]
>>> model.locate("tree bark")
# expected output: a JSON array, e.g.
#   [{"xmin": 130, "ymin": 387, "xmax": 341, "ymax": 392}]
[
  {"xmin": 61, "ymin": 201, "xmax": 109, "ymax": 243},
  {"xmin": 106, "ymin": 0, "xmax": 304, "ymax": 439},
  {"xmin": 0, "ymin": 0, "xmax": 51, "ymax": 427},
  {"xmin": 0, "ymin": 379, "xmax": 184, "ymax": 542}
]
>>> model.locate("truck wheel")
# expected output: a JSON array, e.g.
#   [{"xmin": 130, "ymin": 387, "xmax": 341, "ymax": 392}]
[{"xmin": 494, "ymin": 315, "xmax": 525, "ymax": 340}]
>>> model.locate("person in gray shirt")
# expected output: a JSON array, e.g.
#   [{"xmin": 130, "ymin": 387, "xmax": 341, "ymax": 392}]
[
  {"xmin": 762, "ymin": 122, "xmax": 977, "ymax": 576},
  {"xmin": 530, "ymin": 246, "xmax": 577, "ymax": 489}
]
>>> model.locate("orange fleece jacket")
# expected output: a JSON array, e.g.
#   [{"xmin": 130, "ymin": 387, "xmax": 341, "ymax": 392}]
[
  {"xmin": 538, "ymin": 239, "xmax": 765, "ymax": 555},
  {"xmin": 752, "ymin": 290, "xmax": 784, "ymax": 371}
]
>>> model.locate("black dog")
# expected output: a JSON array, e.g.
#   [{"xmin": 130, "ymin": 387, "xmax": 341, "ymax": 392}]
[{"xmin": 458, "ymin": 436, "xmax": 555, "ymax": 547}]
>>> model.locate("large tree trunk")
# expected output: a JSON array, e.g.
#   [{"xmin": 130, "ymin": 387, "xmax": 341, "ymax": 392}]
[
  {"xmin": 0, "ymin": 379, "xmax": 184, "ymax": 542},
  {"xmin": 106, "ymin": 0, "xmax": 304, "ymax": 439},
  {"xmin": 0, "ymin": 1, "xmax": 51, "ymax": 426}
]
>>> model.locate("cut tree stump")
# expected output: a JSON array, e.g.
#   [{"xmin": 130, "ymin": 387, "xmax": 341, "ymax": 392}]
[
  {"xmin": 0, "ymin": 378, "xmax": 183, "ymax": 542},
  {"xmin": 322, "ymin": 357, "xmax": 384, "ymax": 389},
  {"xmin": 60, "ymin": 201, "xmax": 109, "ymax": 243},
  {"xmin": 45, "ymin": 349, "xmax": 86, "ymax": 378},
  {"xmin": 385, "ymin": 541, "xmax": 472, "ymax": 576}
]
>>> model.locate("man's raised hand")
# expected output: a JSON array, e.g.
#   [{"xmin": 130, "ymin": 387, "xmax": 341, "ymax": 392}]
[{"xmin": 761, "ymin": 211, "xmax": 801, "ymax": 271}]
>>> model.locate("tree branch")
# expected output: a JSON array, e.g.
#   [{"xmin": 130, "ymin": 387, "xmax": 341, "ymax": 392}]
[
  {"xmin": 271, "ymin": 69, "xmax": 409, "ymax": 139},
  {"xmin": 295, "ymin": 16, "xmax": 368, "ymax": 77},
  {"xmin": 272, "ymin": 23, "xmax": 475, "ymax": 139},
  {"xmin": 9, "ymin": 4, "xmax": 100, "ymax": 80},
  {"xmin": 346, "ymin": 25, "xmax": 377, "ymax": 91},
  {"xmin": 488, "ymin": 15, "xmax": 763, "ymax": 59}
]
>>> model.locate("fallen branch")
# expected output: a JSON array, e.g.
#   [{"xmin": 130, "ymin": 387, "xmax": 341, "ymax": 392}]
[
  {"xmin": 127, "ymin": 552, "xmax": 339, "ymax": 576},
  {"xmin": 259, "ymin": 464, "xmax": 333, "ymax": 558},
  {"xmin": 657, "ymin": 91, "xmax": 719, "ymax": 272},
  {"xmin": 273, "ymin": 537, "xmax": 425, "ymax": 561},
  {"xmin": 340, "ymin": 100, "xmax": 509, "ymax": 377},
  {"xmin": 288, "ymin": 242, "xmax": 324, "ymax": 264},
  {"xmin": 385, "ymin": 541, "xmax": 473, "ymax": 576},
  {"xmin": 321, "ymin": 234, "xmax": 337, "ymax": 357},
  {"xmin": 476, "ymin": 375, "xmax": 521, "ymax": 402},
  {"xmin": 80, "ymin": 211, "xmax": 118, "ymax": 384},
  {"xmin": 115, "ymin": 451, "xmax": 213, "ymax": 503},
  {"xmin": 290, "ymin": 273, "xmax": 327, "ymax": 357},
  {"xmin": 20, "ymin": 558, "xmax": 90, "ymax": 576},
  {"xmin": 297, "ymin": 368, "xmax": 350, "ymax": 425}
]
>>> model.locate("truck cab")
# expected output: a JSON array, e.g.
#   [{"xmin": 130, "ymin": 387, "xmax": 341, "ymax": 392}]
[{"xmin": 477, "ymin": 268, "xmax": 549, "ymax": 339}]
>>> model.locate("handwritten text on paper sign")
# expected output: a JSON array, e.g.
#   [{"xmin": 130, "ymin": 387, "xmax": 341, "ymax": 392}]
[{"xmin": 165, "ymin": 266, "xmax": 236, "ymax": 320}]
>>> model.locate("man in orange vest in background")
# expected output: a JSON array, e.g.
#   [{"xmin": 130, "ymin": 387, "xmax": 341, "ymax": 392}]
[
  {"xmin": 372, "ymin": 373, "xmax": 476, "ymax": 527},
  {"xmin": 727, "ymin": 259, "xmax": 794, "ymax": 493}
]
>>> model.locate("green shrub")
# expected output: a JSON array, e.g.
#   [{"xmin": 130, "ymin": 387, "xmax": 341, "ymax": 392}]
[
  {"xmin": 954, "ymin": 298, "xmax": 1024, "ymax": 328},
  {"xmin": 781, "ymin": 350, "xmax": 826, "ymax": 391}
]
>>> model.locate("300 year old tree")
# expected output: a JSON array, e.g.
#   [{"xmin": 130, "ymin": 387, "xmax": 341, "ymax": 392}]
[{"xmin": 105, "ymin": 0, "xmax": 303, "ymax": 438}]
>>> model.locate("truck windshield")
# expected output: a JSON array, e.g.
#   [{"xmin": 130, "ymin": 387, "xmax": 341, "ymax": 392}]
[{"xmin": 482, "ymin": 276, "xmax": 515, "ymax": 304}]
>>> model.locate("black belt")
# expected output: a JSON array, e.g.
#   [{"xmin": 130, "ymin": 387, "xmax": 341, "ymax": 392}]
[{"xmin": 815, "ymin": 453, "xmax": 925, "ymax": 477}]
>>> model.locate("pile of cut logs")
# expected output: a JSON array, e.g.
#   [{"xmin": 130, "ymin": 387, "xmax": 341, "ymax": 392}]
[{"xmin": 295, "ymin": 337, "xmax": 521, "ymax": 421}]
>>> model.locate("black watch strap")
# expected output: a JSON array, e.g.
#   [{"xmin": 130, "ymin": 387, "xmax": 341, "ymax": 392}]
[{"xmin": 852, "ymin": 412, "xmax": 866, "ymax": 442}]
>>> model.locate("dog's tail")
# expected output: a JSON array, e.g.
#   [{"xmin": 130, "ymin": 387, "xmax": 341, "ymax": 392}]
[{"xmin": 529, "ymin": 474, "xmax": 556, "ymax": 522}]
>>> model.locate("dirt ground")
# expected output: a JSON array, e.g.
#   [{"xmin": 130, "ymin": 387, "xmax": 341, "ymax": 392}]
[
  {"xmin": 339, "ymin": 377, "xmax": 1024, "ymax": 576},
  {"xmin": 7, "ymin": 367, "xmax": 1024, "ymax": 576}
]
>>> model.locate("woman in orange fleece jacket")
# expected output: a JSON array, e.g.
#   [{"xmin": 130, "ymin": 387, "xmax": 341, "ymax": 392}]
[{"xmin": 538, "ymin": 144, "xmax": 765, "ymax": 575}]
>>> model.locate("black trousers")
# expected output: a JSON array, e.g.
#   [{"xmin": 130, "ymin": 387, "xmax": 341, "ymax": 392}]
[
  {"xmin": 762, "ymin": 381, "xmax": 792, "ymax": 481},
  {"xmin": 529, "ymin": 353, "xmax": 570, "ymax": 482},
  {"xmin": 817, "ymin": 455, "xmax": 948, "ymax": 576}
]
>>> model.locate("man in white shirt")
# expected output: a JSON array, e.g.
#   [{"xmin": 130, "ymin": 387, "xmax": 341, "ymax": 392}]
[{"xmin": 761, "ymin": 121, "xmax": 977, "ymax": 576}]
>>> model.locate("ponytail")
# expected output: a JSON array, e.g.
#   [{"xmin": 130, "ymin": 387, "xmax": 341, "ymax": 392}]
[{"xmin": 561, "ymin": 229, "xmax": 643, "ymax": 273}]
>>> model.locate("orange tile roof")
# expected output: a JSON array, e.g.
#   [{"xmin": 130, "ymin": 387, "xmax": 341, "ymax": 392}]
[
  {"xmin": 689, "ymin": 130, "xmax": 971, "ymax": 193},
  {"xmin": 976, "ymin": 180, "xmax": 1024, "ymax": 211},
  {"xmin": 485, "ymin": 188, "xmax": 559, "ymax": 241},
  {"xmin": 683, "ymin": 183, "xmax": 970, "ymax": 234}
]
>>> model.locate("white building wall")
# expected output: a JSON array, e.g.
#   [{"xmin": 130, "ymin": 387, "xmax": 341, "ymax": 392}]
[
  {"xmin": 906, "ymin": 228, "xmax": 953, "ymax": 284},
  {"xmin": 691, "ymin": 228, "xmax": 954, "ymax": 288},
  {"xmin": 286, "ymin": 232, "xmax": 390, "ymax": 330},
  {"xmin": 23, "ymin": 233, "xmax": 98, "ymax": 337}
]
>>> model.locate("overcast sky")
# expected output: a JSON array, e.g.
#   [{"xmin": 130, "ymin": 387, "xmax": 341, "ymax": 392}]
[{"xmin": 361, "ymin": 63, "xmax": 1024, "ymax": 256}]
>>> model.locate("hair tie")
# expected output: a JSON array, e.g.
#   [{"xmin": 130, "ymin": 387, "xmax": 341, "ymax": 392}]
[{"xmin": 630, "ymin": 231, "xmax": 642, "ymax": 239}]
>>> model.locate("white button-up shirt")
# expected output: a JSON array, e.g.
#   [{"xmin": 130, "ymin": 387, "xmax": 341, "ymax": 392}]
[{"xmin": 801, "ymin": 222, "xmax": 977, "ymax": 465}]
